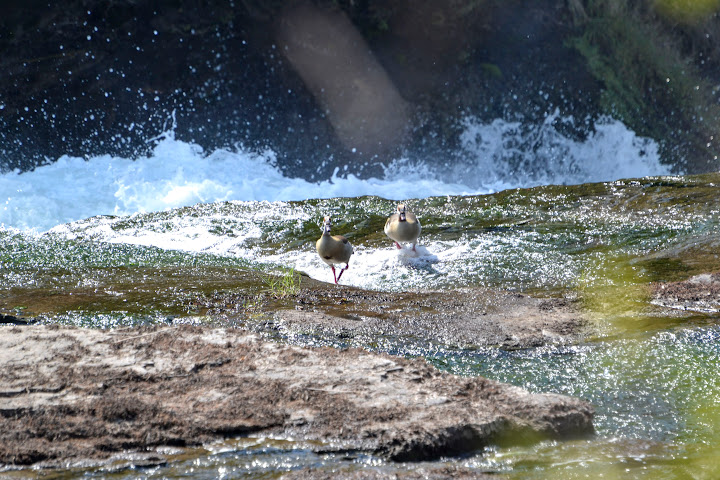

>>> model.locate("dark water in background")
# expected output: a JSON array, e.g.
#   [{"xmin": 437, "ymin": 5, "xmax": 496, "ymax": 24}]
[{"xmin": 3, "ymin": 0, "xmax": 708, "ymax": 181}]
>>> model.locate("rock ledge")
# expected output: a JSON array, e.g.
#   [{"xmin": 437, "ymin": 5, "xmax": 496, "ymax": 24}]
[{"xmin": 0, "ymin": 325, "xmax": 593, "ymax": 467}]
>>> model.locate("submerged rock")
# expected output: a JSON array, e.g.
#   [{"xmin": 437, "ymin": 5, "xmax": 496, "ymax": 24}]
[
  {"xmin": 651, "ymin": 272, "xmax": 720, "ymax": 313},
  {"xmin": 0, "ymin": 313, "xmax": 31, "ymax": 325},
  {"xmin": 272, "ymin": 287, "xmax": 586, "ymax": 350},
  {"xmin": 279, "ymin": 465, "xmax": 493, "ymax": 480},
  {"xmin": 0, "ymin": 324, "xmax": 593, "ymax": 467}
]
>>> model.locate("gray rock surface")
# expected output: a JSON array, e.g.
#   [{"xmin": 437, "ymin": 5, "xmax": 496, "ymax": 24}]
[
  {"xmin": 651, "ymin": 272, "xmax": 720, "ymax": 313},
  {"xmin": 270, "ymin": 287, "xmax": 586, "ymax": 349},
  {"xmin": 0, "ymin": 324, "xmax": 593, "ymax": 467}
]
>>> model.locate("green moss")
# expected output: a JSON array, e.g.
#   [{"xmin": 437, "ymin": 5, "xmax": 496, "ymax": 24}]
[
  {"xmin": 653, "ymin": 0, "xmax": 720, "ymax": 25},
  {"xmin": 480, "ymin": 62, "xmax": 502, "ymax": 78},
  {"xmin": 5, "ymin": 175, "xmax": 720, "ymax": 325},
  {"xmin": 265, "ymin": 267, "xmax": 303, "ymax": 297}
]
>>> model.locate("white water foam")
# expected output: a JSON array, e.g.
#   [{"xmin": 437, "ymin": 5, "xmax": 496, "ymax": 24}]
[
  {"xmin": 1, "ymin": 113, "xmax": 672, "ymax": 232},
  {"xmin": 49, "ymin": 205, "xmax": 591, "ymax": 291},
  {"xmin": 452, "ymin": 110, "xmax": 669, "ymax": 188}
]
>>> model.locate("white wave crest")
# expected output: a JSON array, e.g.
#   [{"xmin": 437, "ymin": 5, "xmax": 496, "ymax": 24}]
[{"xmin": 0, "ymin": 112, "xmax": 673, "ymax": 232}]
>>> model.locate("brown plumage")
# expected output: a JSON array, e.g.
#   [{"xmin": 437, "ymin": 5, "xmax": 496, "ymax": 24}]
[
  {"xmin": 316, "ymin": 216, "xmax": 353, "ymax": 284},
  {"xmin": 384, "ymin": 203, "xmax": 421, "ymax": 252}
]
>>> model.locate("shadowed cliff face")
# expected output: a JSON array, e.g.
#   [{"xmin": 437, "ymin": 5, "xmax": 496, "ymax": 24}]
[{"xmin": 0, "ymin": 0, "xmax": 718, "ymax": 177}]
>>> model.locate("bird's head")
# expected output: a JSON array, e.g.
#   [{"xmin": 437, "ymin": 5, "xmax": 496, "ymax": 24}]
[
  {"xmin": 321, "ymin": 216, "xmax": 332, "ymax": 234},
  {"xmin": 397, "ymin": 204, "xmax": 406, "ymax": 222}
]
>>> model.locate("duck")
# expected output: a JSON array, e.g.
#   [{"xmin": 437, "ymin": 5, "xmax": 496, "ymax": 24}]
[
  {"xmin": 384, "ymin": 203, "xmax": 421, "ymax": 252},
  {"xmin": 316, "ymin": 215, "xmax": 353, "ymax": 284}
]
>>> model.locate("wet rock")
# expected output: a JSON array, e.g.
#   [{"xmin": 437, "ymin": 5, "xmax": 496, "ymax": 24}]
[
  {"xmin": 0, "ymin": 325, "xmax": 593, "ymax": 467},
  {"xmin": 651, "ymin": 272, "xmax": 720, "ymax": 313},
  {"xmin": 279, "ymin": 464, "xmax": 493, "ymax": 479},
  {"xmin": 270, "ymin": 287, "xmax": 587, "ymax": 350},
  {"xmin": 0, "ymin": 313, "xmax": 32, "ymax": 325}
]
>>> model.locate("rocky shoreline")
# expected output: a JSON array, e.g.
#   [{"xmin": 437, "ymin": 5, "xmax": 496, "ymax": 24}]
[
  {"xmin": 3, "ymin": 271, "xmax": 717, "ymax": 472},
  {"xmin": 0, "ymin": 322, "xmax": 594, "ymax": 469}
]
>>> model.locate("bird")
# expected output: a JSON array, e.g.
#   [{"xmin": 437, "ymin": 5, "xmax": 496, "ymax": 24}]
[
  {"xmin": 316, "ymin": 215, "xmax": 353, "ymax": 284},
  {"xmin": 384, "ymin": 203, "xmax": 421, "ymax": 252}
]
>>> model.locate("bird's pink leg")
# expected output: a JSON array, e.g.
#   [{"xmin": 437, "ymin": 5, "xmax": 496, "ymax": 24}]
[
  {"xmin": 336, "ymin": 264, "xmax": 349, "ymax": 283},
  {"xmin": 394, "ymin": 242, "xmax": 402, "ymax": 249},
  {"xmin": 331, "ymin": 265, "xmax": 338, "ymax": 284},
  {"xmin": 412, "ymin": 243, "xmax": 417, "ymax": 252}
]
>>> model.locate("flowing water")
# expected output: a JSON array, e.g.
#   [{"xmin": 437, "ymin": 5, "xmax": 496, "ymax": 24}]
[{"xmin": 2, "ymin": 117, "xmax": 720, "ymax": 478}]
